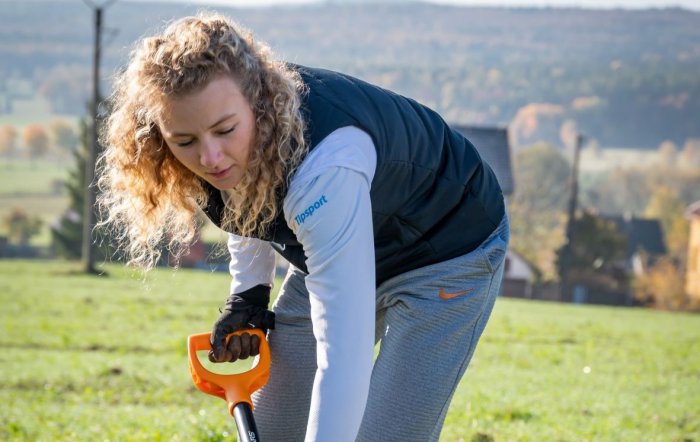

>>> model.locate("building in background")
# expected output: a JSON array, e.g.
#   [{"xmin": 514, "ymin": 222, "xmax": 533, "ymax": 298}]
[
  {"xmin": 500, "ymin": 249, "xmax": 535, "ymax": 299},
  {"xmin": 685, "ymin": 201, "xmax": 700, "ymax": 301},
  {"xmin": 455, "ymin": 125, "xmax": 514, "ymax": 201}
]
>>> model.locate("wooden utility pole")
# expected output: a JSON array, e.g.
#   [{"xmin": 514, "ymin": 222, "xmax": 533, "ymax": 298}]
[
  {"xmin": 82, "ymin": 0, "xmax": 116, "ymax": 274},
  {"xmin": 561, "ymin": 133, "xmax": 584, "ymax": 301}
]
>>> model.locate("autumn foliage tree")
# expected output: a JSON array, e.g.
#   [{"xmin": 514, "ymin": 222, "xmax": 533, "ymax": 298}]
[
  {"xmin": 631, "ymin": 186, "xmax": 696, "ymax": 311},
  {"xmin": 22, "ymin": 124, "xmax": 49, "ymax": 163},
  {"xmin": 3, "ymin": 208, "xmax": 42, "ymax": 245},
  {"xmin": 510, "ymin": 103, "xmax": 565, "ymax": 148},
  {"xmin": 0, "ymin": 124, "xmax": 18, "ymax": 158},
  {"xmin": 644, "ymin": 186, "xmax": 690, "ymax": 263},
  {"xmin": 508, "ymin": 143, "xmax": 570, "ymax": 280},
  {"xmin": 633, "ymin": 255, "xmax": 696, "ymax": 311},
  {"xmin": 679, "ymin": 138, "xmax": 700, "ymax": 170}
]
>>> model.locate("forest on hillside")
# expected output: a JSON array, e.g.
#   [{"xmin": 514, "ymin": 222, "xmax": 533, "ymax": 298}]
[{"xmin": 1, "ymin": 1, "xmax": 699, "ymax": 148}]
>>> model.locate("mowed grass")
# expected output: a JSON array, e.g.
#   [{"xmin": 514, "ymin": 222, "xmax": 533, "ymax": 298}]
[
  {"xmin": 0, "ymin": 160, "xmax": 70, "ymax": 194},
  {"xmin": 1, "ymin": 260, "xmax": 698, "ymax": 441}
]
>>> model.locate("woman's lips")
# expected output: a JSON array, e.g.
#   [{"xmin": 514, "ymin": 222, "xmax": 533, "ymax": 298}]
[{"xmin": 208, "ymin": 166, "xmax": 232, "ymax": 180}]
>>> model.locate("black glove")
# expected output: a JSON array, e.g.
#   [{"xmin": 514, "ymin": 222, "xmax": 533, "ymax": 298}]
[{"xmin": 208, "ymin": 285, "xmax": 275, "ymax": 363}]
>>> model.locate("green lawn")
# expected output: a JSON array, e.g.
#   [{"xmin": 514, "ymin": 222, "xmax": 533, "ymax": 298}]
[
  {"xmin": 0, "ymin": 160, "xmax": 70, "ymax": 194},
  {"xmin": 1, "ymin": 260, "xmax": 698, "ymax": 441}
]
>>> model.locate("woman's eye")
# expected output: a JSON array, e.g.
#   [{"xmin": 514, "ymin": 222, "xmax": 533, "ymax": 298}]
[
  {"xmin": 218, "ymin": 127, "xmax": 235, "ymax": 135},
  {"xmin": 176, "ymin": 140, "xmax": 194, "ymax": 147}
]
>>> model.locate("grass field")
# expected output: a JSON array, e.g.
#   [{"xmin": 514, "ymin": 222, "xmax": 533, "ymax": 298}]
[
  {"xmin": 0, "ymin": 160, "xmax": 70, "ymax": 194},
  {"xmin": 1, "ymin": 260, "xmax": 699, "ymax": 441}
]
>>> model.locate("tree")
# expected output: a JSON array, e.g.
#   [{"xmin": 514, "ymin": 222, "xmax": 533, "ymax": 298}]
[
  {"xmin": 583, "ymin": 168, "xmax": 652, "ymax": 216},
  {"xmin": 0, "ymin": 124, "xmax": 18, "ymax": 158},
  {"xmin": 51, "ymin": 118, "xmax": 113, "ymax": 261},
  {"xmin": 22, "ymin": 124, "xmax": 50, "ymax": 163},
  {"xmin": 508, "ymin": 205, "xmax": 567, "ymax": 282},
  {"xmin": 512, "ymin": 143, "xmax": 571, "ymax": 212},
  {"xmin": 51, "ymin": 119, "xmax": 88, "ymax": 259},
  {"xmin": 556, "ymin": 210, "xmax": 629, "ymax": 295},
  {"xmin": 679, "ymin": 138, "xmax": 700, "ymax": 170},
  {"xmin": 49, "ymin": 119, "xmax": 79, "ymax": 157},
  {"xmin": 510, "ymin": 103, "xmax": 565, "ymax": 148},
  {"xmin": 3, "ymin": 208, "xmax": 42, "ymax": 245},
  {"xmin": 508, "ymin": 144, "xmax": 571, "ymax": 281},
  {"xmin": 644, "ymin": 186, "xmax": 689, "ymax": 263},
  {"xmin": 633, "ymin": 256, "xmax": 695, "ymax": 311}
]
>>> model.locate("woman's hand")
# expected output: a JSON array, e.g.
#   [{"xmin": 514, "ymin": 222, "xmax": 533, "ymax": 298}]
[
  {"xmin": 211, "ymin": 330, "xmax": 259, "ymax": 362},
  {"xmin": 208, "ymin": 294, "xmax": 275, "ymax": 363}
]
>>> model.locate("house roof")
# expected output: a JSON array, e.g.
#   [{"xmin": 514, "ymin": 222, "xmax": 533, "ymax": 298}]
[
  {"xmin": 685, "ymin": 200, "xmax": 700, "ymax": 219},
  {"xmin": 506, "ymin": 249, "xmax": 536, "ymax": 274},
  {"xmin": 453, "ymin": 125, "xmax": 514, "ymax": 195},
  {"xmin": 603, "ymin": 215, "xmax": 667, "ymax": 259}
]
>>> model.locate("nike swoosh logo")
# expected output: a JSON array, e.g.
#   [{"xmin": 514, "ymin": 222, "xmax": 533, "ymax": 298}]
[{"xmin": 438, "ymin": 288, "xmax": 474, "ymax": 300}]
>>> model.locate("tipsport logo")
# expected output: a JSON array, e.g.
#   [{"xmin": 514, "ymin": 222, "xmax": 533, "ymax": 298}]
[{"xmin": 294, "ymin": 195, "xmax": 328, "ymax": 227}]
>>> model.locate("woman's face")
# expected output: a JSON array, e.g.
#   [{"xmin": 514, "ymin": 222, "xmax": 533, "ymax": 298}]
[{"xmin": 158, "ymin": 74, "xmax": 256, "ymax": 190}]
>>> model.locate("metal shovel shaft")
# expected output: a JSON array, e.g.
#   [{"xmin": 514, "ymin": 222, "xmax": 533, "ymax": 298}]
[{"xmin": 233, "ymin": 402, "xmax": 261, "ymax": 442}]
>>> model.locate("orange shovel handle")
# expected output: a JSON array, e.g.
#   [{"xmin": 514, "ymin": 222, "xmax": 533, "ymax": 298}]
[{"xmin": 187, "ymin": 329, "xmax": 270, "ymax": 416}]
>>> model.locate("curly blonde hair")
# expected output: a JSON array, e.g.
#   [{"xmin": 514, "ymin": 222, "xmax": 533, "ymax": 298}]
[{"xmin": 97, "ymin": 12, "xmax": 307, "ymax": 270}]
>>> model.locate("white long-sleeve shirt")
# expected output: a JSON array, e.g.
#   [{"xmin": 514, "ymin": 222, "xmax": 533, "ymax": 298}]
[{"xmin": 227, "ymin": 126, "xmax": 377, "ymax": 441}]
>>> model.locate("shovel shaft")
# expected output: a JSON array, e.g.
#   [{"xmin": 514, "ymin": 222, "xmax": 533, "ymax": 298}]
[{"xmin": 233, "ymin": 402, "xmax": 261, "ymax": 442}]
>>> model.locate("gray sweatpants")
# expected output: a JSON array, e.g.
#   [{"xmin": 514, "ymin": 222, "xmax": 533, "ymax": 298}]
[{"xmin": 253, "ymin": 215, "xmax": 509, "ymax": 441}]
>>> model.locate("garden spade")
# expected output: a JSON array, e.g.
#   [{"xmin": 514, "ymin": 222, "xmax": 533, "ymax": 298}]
[{"xmin": 188, "ymin": 329, "xmax": 270, "ymax": 442}]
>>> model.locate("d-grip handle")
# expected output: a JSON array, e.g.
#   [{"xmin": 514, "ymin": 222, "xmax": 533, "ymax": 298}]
[{"xmin": 187, "ymin": 329, "xmax": 270, "ymax": 416}]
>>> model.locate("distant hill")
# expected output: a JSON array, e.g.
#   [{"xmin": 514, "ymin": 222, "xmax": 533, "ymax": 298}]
[{"xmin": 1, "ymin": 1, "xmax": 699, "ymax": 148}]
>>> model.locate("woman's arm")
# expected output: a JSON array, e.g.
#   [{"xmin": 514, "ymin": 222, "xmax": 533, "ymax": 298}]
[
  {"xmin": 284, "ymin": 166, "xmax": 376, "ymax": 441},
  {"xmin": 207, "ymin": 235, "xmax": 277, "ymax": 363},
  {"xmin": 227, "ymin": 234, "xmax": 276, "ymax": 294}
]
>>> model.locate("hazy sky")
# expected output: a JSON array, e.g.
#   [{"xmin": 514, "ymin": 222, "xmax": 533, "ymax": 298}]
[{"xmin": 119, "ymin": 0, "xmax": 700, "ymax": 10}]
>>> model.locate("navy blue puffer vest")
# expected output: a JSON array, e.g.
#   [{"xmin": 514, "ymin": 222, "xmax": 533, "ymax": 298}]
[{"xmin": 203, "ymin": 65, "xmax": 505, "ymax": 285}]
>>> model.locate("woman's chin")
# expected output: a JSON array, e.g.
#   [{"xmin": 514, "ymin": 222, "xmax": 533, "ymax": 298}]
[{"xmin": 204, "ymin": 176, "xmax": 240, "ymax": 191}]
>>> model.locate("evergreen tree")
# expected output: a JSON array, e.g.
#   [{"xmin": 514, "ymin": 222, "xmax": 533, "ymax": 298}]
[
  {"xmin": 50, "ymin": 118, "xmax": 113, "ymax": 261},
  {"xmin": 50, "ymin": 119, "xmax": 89, "ymax": 259}
]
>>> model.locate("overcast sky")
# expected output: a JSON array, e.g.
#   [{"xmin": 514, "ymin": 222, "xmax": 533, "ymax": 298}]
[{"xmin": 118, "ymin": 0, "xmax": 700, "ymax": 10}]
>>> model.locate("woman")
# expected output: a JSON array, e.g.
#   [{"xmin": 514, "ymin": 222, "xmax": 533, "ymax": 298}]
[{"xmin": 98, "ymin": 12, "xmax": 508, "ymax": 442}]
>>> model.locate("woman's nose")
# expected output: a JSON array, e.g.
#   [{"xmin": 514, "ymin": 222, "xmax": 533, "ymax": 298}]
[{"xmin": 199, "ymin": 139, "xmax": 223, "ymax": 169}]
